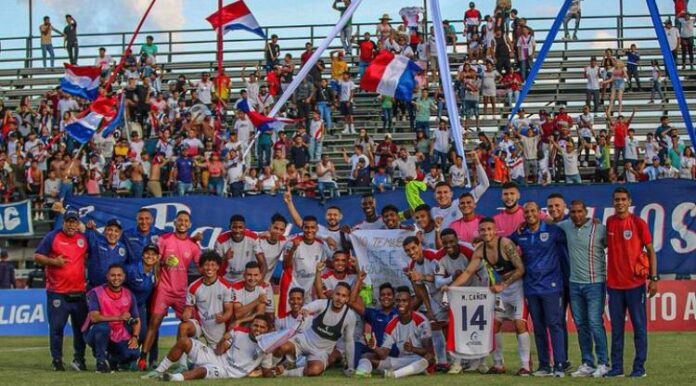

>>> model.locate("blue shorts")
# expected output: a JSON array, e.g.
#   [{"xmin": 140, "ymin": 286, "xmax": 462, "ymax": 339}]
[{"xmin": 464, "ymin": 100, "xmax": 479, "ymax": 117}]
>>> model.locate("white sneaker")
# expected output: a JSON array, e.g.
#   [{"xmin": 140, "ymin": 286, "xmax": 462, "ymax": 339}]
[
  {"xmin": 533, "ymin": 368, "xmax": 553, "ymax": 377},
  {"xmin": 571, "ymin": 363, "xmax": 596, "ymax": 377},
  {"xmin": 592, "ymin": 364, "xmax": 609, "ymax": 378},
  {"xmin": 383, "ymin": 369, "xmax": 396, "ymax": 379},
  {"xmin": 554, "ymin": 370, "xmax": 566, "ymax": 378},
  {"xmin": 140, "ymin": 370, "xmax": 164, "ymax": 380},
  {"xmin": 448, "ymin": 363, "xmax": 463, "ymax": 374}
]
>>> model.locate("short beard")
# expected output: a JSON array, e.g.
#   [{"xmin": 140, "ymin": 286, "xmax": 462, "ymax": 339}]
[{"xmin": 504, "ymin": 200, "xmax": 518, "ymax": 210}]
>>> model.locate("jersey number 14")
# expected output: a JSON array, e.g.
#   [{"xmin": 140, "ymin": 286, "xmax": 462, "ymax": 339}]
[{"xmin": 461, "ymin": 305, "xmax": 487, "ymax": 331}]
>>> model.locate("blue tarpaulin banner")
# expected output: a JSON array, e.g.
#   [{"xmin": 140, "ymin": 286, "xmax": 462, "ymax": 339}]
[
  {"xmin": 0, "ymin": 199, "xmax": 33, "ymax": 236},
  {"xmin": 65, "ymin": 180, "xmax": 696, "ymax": 275},
  {"xmin": 0, "ymin": 289, "xmax": 179, "ymax": 336}
]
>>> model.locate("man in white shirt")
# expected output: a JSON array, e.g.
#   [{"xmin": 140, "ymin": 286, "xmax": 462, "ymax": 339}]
[
  {"xmin": 665, "ymin": 19, "xmax": 681, "ymax": 62},
  {"xmin": 231, "ymin": 262, "xmax": 275, "ymax": 326},
  {"xmin": 448, "ymin": 155, "xmax": 468, "ymax": 187},
  {"xmin": 624, "ymin": 128, "xmax": 640, "ymax": 167},
  {"xmin": 214, "ymin": 214, "xmax": 266, "ymax": 282},
  {"xmin": 191, "ymin": 73, "xmax": 213, "ymax": 105},
  {"xmin": 338, "ymin": 72, "xmax": 357, "ymax": 134},
  {"xmin": 342, "ymin": 145, "xmax": 369, "ymax": 185},
  {"xmin": 432, "ymin": 120, "xmax": 451, "ymax": 171},
  {"xmin": 585, "ymin": 57, "xmax": 601, "ymax": 113},
  {"xmin": 393, "ymin": 148, "xmax": 419, "ymax": 181}
]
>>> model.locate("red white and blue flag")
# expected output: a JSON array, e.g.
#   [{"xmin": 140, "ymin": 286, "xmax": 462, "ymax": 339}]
[
  {"xmin": 65, "ymin": 96, "xmax": 117, "ymax": 144},
  {"xmin": 206, "ymin": 0, "xmax": 266, "ymax": 39},
  {"xmin": 60, "ymin": 64, "xmax": 101, "ymax": 101},
  {"xmin": 360, "ymin": 50, "xmax": 422, "ymax": 101},
  {"xmin": 236, "ymin": 98, "xmax": 296, "ymax": 133}
]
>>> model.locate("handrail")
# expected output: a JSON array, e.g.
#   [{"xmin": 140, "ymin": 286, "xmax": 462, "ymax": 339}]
[{"xmin": 0, "ymin": 13, "xmax": 673, "ymax": 69}]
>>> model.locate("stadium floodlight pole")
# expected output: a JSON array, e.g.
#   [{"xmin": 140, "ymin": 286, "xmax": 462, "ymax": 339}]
[
  {"xmin": 105, "ymin": 0, "xmax": 158, "ymax": 88},
  {"xmin": 241, "ymin": 0, "xmax": 364, "ymax": 163},
  {"xmin": 428, "ymin": 0, "xmax": 470, "ymax": 187},
  {"xmin": 215, "ymin": 0, "xmax": 224, "ymax": 132}
]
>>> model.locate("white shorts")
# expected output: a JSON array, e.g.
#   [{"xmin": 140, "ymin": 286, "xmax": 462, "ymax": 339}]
[
  {"xmin": 188, "ymin": 340, "xmax": 228, "ymax": 379},
  {"xmin": 495, "ymin": 281, "xmax": 526, "ymax": 321},
  {"xmin": 189, "ymin": 319, "xmax": 219, "ymax": 347},
  {"xmin": 289, "ymin": 333, "xmax": 332, "ymax": 368},
  {"xmin": 377, "ymin": 355, "xmax": 426, "ymax": 372}
]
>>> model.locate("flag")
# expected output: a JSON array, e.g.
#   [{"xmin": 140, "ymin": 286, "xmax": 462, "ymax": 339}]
[
  {"xmin": 60, "ymin": 64, "xmax": 101, "ymax": 101},
  {"xmin": 256, "ymin": 319, "xmax": 303, "ymax": 353},
  {"xmin": 102, "ymin": 94, "xmax": 125, "ymax": 138},
  {"xmin": 360, "ymin": 50, "xmax": 422, "ymax": 101},
  {"xmin": 65, "ymin": 97, "xmax": 117, "ymax": 144},
  {"xmin": 247, "ymin": 110, "xmax": 297, "ymax": 134},
  {"xmin": 206, "ymin": 0, "xmax": 266, "ymax": 39}
]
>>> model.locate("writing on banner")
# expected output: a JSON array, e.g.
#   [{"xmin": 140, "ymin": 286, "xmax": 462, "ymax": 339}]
[
  {"xmin": 0, "ymin": 200, "xmax": 33, "ymax": 236},
  {"xmin": 349, "ymin": 229, "xmax": 415, "ymax": 299}
]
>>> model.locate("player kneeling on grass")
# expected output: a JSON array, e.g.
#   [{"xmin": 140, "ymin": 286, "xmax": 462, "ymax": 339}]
[
  {"xmin": 155, "ymin": 314, "xmax": 274, "ymax": 381},
  {"xmin": 83, "ymin": 264, "xmax": 141, "ymax": 373},
  {"xmin": 355, "ymin": 286, "xmax": 433, "ymax": 379},
  {"xmin": 273, "ymin": 282, "xmax": 358, "ymax": 377}
]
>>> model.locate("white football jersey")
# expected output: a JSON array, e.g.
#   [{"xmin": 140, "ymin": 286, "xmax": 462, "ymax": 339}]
[
  {"xmin": 221, "ymin": 328, "xmax": 273, "ymax": 378},
  {"xmin": 257, "ymin": 235, "xmax": 286, "ymax": 282},
  {"xmin": 186, "ymin": 277, "xmax": 234, "ymax": 344},
  {"xmin": 214, "ymin": 230, "xmax": 262, "ymax": 282},
  {"xmin": 284, "ymin": 236, "xmax": 328, "ymax": 291},
  {"xmin": 231, "ymin": 280, "xmax": 275, "ymax": 315},
  {"xmin": 381, "ymin": 311, "xmax": 432, "ymax": 356},
  {"xmin": 431, "ymin": 205, "xmax": 462, "ymax": 229}
]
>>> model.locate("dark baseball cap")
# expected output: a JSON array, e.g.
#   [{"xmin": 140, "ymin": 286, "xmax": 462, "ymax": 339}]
[
  {"xmin": 143, "ymin": 243, "xmax": 159, "ymax": 254},
  {"xmin": 105, "ymin": 218, "xmax": 122, "ymax": 229},
  {"xmin": 64, "ymin": 209, "xmax": 80, "ymax": 221}
]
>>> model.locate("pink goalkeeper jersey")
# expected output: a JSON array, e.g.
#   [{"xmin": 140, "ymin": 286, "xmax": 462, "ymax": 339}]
[
  {"xmin": 449, "ymin": 214, "xmax": 485, "ymax": 243},
  {"xmin": 158, "ymin": 233, "xmax": 201, "ymax": 296},
  {"xmin": 494, "ymin": 206, "xmax": 546, "ymax": 236}
]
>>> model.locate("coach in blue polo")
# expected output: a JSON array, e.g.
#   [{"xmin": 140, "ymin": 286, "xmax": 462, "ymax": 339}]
[
  {"xmin": 85, "ymin": 218, "xmax": 130, "ymax": 289},
  {"xmin": 510, "ymin": 202, "xmax": 567, "ymax": 377}
]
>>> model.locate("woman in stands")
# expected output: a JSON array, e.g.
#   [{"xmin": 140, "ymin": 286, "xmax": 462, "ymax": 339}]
[
  {"xmin": 600, "ymin": 48, "xmax": 617, "ymax": 104},
  {"xmin": 604, "ymin": 60, "xmax": 626, "ymax": 116}
]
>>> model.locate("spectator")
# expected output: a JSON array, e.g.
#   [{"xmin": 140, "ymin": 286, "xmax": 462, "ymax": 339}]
[
  {"xmin": 448, "ymin": 155, "xmax": 468, "ymax": 188},
  {"xmin": 294, "ymin": 77, "xmax": 315, "ymax": 129},
  {"xmin": 501, "ymin": 69, "xmax": 522, "ymax": 107},
  {"xmin": 39, "ymin": 16, "xmax": 61, "ymax": 67},
  {"xmin": 0, "ymin": 155, "xmax": 15, "ymax": 203},
  {"xmin": 413, "ymin": 89, "xmax": 436, "ymax": 135},
  {"xmin": 517, "ymin": 26, "xmax": 535, "ymax": 81},
  {"xmin": 393, "ymin": 147, "xmax": 419, "ymax": 182},
  {"xmin": 493, "ymin": 29, "xmax": 512, "ymax": 74},
  {"xmin": 376, "ymin": 14, "xmax": 394, "ymax": 45},
  {"xmin": 330, "ymin": 50, "xmax": 348, "ymax": 91},
  {"xmin": 140, "ymin": 35, "xmax": 158, "ymax": 65},
  {"xmin": 677, "ymin": 12, "xmax": 694, "ymax": 69},
  {"xmin": 0, "ymin": 249, "xmax": 15, "ymax": 289},
  {"xmin": 599, "ymin": 49, "xmax": 616, "ymax": 105},
  {"xmin": 585, "ymin": 56, "xmax": 601, "ymax": 113},
  {"xmin": 314, "ymin": 79, "xmax": 335, "ymax": 134},
  {"xmin": 507, "ymin": 147, "xmax": 525, "ymax": 184},
  {"xmin": 225, "ymin": 149, "xmax": 244, "ymax": 197},
  {"xmin": 243, "ymin": 167, "xmax": 260, "ymax": 195},
  {"xmin": 333, "ymin": 0, "xmax": 353, "ymax": 55},
  {"xmin": 464, "ymin": 2, "xmax": 482, "ymax": 39},
  {"xmin": 549, "ymin": 137, "xmax": 581, "ymax": 184},
  {"xmin": 576, "ymin": 105, "xmax": 595, "ymax": 165},
  {"xmin": 169, "ymin": 148, "xmax": 194, "ymax": 196},
  {"xmin": 259, "ymin": 165, "xmax": 280, "ymax": 195},
  {"xmin": 432, "ymin": 119, "xmax": 450, "ymax": 172},
  {"xmin": 680, "ymin": 146, "xmax": 696, "ymax": 179},
  {"xmin": 603, "ymin": 60, "xmax": 626, "ymax": 116},
  {"xmin": 206, "ymin": 152, "xmax": 225, "ymax": 196},
  {"xmin": 288, "ymin": 132, "xmax": 310, "ymax": 171},
  {"xmin": 264, "ymin": 34, "xmax": 281, "ymax": 72},
  {"xmin": 300, "ymin": 42, "xmax": 314, "ymax": 66},
  {"xmin": 623, "ymin": 44, "xmax": 641, "ymax": 91},
  {"xmin": 343, "ymin": 145, "xmax": 370, "ymax": 186},
  {"xmin": 372, "ymin": 165, "xmax": 392, "ymax": 193},
  {"xmin": 625, "ymin": 128, "xmax": 640, "ymax": 168},
  {"xmin": 352, "ymin": 158, "xmax": 371, "ymax": 187},
  {"xmin": 664, "ymin": 19, "xmax": 681, "ymax": 63},
  {"xmin": 424, "ymin": 165, "xmax": 445, "ymax": 189},
  {"xmin": 606, "ymin": 108, "xmax": 635, "ymax": 172},
  {"xmin": 481, "ymin": 62, "xmax": 501, "ymax": 119},
  {"xmin": 338, "ymin": 71, "xmax": 356, "ymax": 134},
  {"xmin": 308, "ymin": 111, "xmax": 324, "ymax": 162},
  {"xmin": 280, "ymin": 53, "xmax": 295, "ymax": 93},
  {"xmin": 442, "ymin": 20, "xmax": 458, "ymax": 53},
  {"xmin": 563, "ymin": 0, "xmax": 582, "ymax": 40},
  {"xmin": 256, "ymin": 84, "xmax": 274, "ymax": 113},
  {"xmin": 191, "ymin": 72, "xmax": 213, "ymax": 106},
  {"xmin": 355, "ymin": 32, "xmax": 377, "ymax": 79},
  {"xmin": 378, "ymin": 94, "xmax": 394, "ymax": 132},
  {"xmin": 270, "ymin": 149, "xmax": 288, "ymax": 181},
  {"xmin": 648, "ymin": 60, "xmax": 666, "ymax": 104},
  {"xmin": 63, "ymin": 14, "xmax": 78, "ymax": 64},
  {"xmin": 316, "ymin": 154, "xmax": 339, "ymax": 200},
  {"xmin": 462, "ymin": 72, "xmax": 482, "ymax": 130},
  {"xmin": 272, "ymin": 130, "xmax": 291, "ymax": 159}
]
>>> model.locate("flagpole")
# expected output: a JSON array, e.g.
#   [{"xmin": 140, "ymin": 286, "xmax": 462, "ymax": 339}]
[
  {"xmin": 105, "ymin": 0, "xmax": 158, "ymax": 88},
  {"xmin": 215, "ymin": 0, "xmax": 224, "ymax": 134}
]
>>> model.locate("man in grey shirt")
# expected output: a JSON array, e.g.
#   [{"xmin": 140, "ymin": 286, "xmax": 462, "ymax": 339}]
[{"xmin": 557, "ymin": 200, "xmax": 609, "ymax": 378}]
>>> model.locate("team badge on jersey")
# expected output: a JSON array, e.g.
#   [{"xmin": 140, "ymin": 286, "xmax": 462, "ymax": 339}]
[
  {"xmin": 77, "ymin": 239, "xmax": 85, "ymax": 248},
  {"xmin": 623, "ymin": 230, "xmax": 633, "ymax": 240},
  {"xmin": 151, "ymin": 235, "xmax": 159, "ymax": 244},
  {"xmin": 118, "ymin": 247, "xmax": 126, "ymax": 257},
  {"xmin": 52, "ymin": 299, "xmax": 61, "ymax": 308},
  {"xmin": 540, "ymin": 232, "xmax": 549, "ymax": 242}
]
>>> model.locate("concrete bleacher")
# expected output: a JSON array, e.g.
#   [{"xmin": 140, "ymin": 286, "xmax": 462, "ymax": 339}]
[{"xmin": 1, "ymin": 13, "xmax": 695, "ymax": 273}]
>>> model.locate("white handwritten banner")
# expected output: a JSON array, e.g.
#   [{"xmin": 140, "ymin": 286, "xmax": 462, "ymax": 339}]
[{"xmin": 349, "ymin": 229, "xmax": 416, "ymax": 300}]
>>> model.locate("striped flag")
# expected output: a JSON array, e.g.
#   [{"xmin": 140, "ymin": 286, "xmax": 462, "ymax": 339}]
[
  {"xmin": 360, "ymin": 50, "xmax": 422, "ymax": 101},
  {"xmin": 206, "ymin": 0, "xmax": 266, "ymax": 39},
  {"xmin": 60, "ymin": 64, "xmax": 101, "ymax": 101}
]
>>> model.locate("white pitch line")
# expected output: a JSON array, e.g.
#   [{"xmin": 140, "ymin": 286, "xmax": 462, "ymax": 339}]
[{"xmin": 0, "ymin": 347, "xmax": 45, "ymax": 352}]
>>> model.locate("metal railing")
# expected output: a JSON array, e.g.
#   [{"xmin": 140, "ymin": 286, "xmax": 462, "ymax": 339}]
[{"xmin": 0, "ymin": 13, "xmax": 671, "ymax": 70}]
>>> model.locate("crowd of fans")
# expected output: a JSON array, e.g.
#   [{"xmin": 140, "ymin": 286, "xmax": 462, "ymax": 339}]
[{"xmin": 0, "ymin": 1, "xmax": 694, "ymax": 218}]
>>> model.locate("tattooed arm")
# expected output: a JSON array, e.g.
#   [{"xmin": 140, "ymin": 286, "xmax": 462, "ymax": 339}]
[{"xmin": 500, "ymin": 238, "xmax": 525, "ymax": 287}]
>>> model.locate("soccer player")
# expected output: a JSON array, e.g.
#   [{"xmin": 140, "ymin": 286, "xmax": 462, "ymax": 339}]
[
  {"xmin": 122, "ymin": 207, "xmax": 164, "ymax": 263},
  {"xmin": 493, "ymin": 182, "xmax": 525, "ymax": 236},
  {"xmin": 34, "ymin": 208, "xmax": 89, "ymax": 372},
  {"xmin": 285, "ymin": 191, "xmax": 346, "ymax": 251},
  {"xmin": 449, "ymin": 192, "xmax": 485, "ymax": 243},
  {"xmin": 154, "ymin": 314, "xmax": 274, "ymax": 381},
  {"xmin": 402, "ymin": 236, "xmax": 448, "ymax": 372},
  {"xmin": 140, "ymin": 211, "xmax": 201, "ymax": 367},
  {"xmin": 126, "ymin": 243, "xmax": 159, "ymax": 371},
  {"xmin": 273, "ymin": 282, "xmax": 358, "ymax": 377},
  {"xmin": 257, "ymin": 213, "xmax": 288, "ymax": 283},
  {"xmin": 276, "ymin": 287, "xmax": 307, "ymax": 332},
  {"xmin": 381, "ymin": 204, "xmax": 414, "ymax": 230},
  {"xmin": 281, "ymin": 216, "xmax": 329, "ymax": 305},
  {"xmin": 434, "ymin": 229, "xmax": 486, "ymax": 374},
  {"xmin": 556, "ymin": 200, "xmax": 609, "ymax": 377},
  {"xmin": 472, "ymin": 218, "xmax": 530, "ymax": 376},
  {"xmin": 214, "ymin": 214, "xmax": 265, "ymax": 282},
  {"xmin": 413, "ymin": 204, "xmax": 442, "ymax": 250},
  {"xmin": 604, "ymin": 187, "xmax": 657, "ymax": 378},
  {"xmin": 353, "ymin": 192, "xmax": 386, "ymax": 230},
  {"xmin": 355, "ymin": 286, "xmax": 433, "ymax": 379},
  {"xmin": 231, "ymin": 261, "xmax": 275, "ymax": 326},
  {"xmin": 315, "ymin": 251, "xmax": 357, "ymax": 298},
  {"xmin": 430, "ymin": 152, "xmax": 489, "ymax": 228},
  {"xmin": 83, "ymin": 264, "xmax": 141, "ymax": 373},
  {"xmin": 84, "ymin": 218, "xmax": 129, "ymax": 288},
  {"xmin": 510, "ymin": 202, "xmax": 567, "ymax": 377}
]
